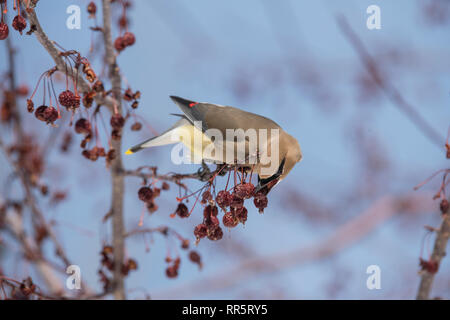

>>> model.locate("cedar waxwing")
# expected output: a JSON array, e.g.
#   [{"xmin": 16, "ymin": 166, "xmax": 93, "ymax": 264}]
[{"xmin": 126, "ymin": 96, "xmax": 302, "ymax": 193}]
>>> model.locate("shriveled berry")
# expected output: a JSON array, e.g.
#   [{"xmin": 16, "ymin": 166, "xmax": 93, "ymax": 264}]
[
  {"xmin": 59, "ymin": 90, "xmax": 77, "ymax": 108},
  {"xmin": 110, "ymin": 114, "xmax": 125, "ymax": 129},
  {"xmin": 123, "ymin": 32, "xmax": 136, "ymax": 46},
  {"xmin": 216, "ymin": 190, "xmax": 232, "ymax": 208},
  {"xmin": 194, "ymin": 223, "xmax": 207, "ymax": 239},
  {"xmin": 138, "ymin": 187, "xmax": 153, "ymax": 202},
  {"xmin": 234, "ymin": 206, "xmax": 248, "ymax": 224},
  {"xmin": 205, "ymin": 215, "xmax": 219, "ymax": 229},
  {"xmin": 165, "ymin": 265, "xmax": 178, "ymax": 278},
  {"xmin": 87, "ymin": 2, "xmax": 97, "ymax": 16},
  {"xmin": 201, "ymin": 190, "xmax": 212, "ymax": 204},
  {"xmin": 175, "ymin": 203, "xmax": 189, "ymax": 218},
  {"xmin": 131, "ymin": 122, "xmax": 142, "ymax": 131},
  {"xmin": 0, "ymin": 22, "xmax": 9, "ymax": 40},
  {"xmin": 74, "ymin": 118, "xmax": 91, "ymax": 135},
  {"xmin": 43, "ymin": 107, "xmax": 58, "ymax": 124},
  {"xmin": 26, "ymin": 99, "xmax": 34, "ymax": 113},
  {"xmin": 207, "ymin": 226, "xmax": 223, "ymax": 241},
  {"xmin": 235, "ymin": 183, "xmax": 255, "ymax": 199},
  {"xmin": 189, "ymin": 251, "xmax": 202, "ymax": 269},
  {"xmin": 181, "ymin": 239, "xmax": 189, "ymax": 249},
  {"xmin": 230, "ymin": 194, "xmax": 244, "ymax": 209},
  {"xmin": 162, "ymin": 182, "xmax": 170, "ymax": 190},
  {"xmin": 147, "ymin": 201, "xmax": 158, "ymax": 213},
  {"xmin": 114, "ymin": 37, "xmax": 126, "ymax": 52},
  {"xmin": 118, "ymin": 16, "xmax": 128, "ymax": 29},
  {"xmin": 12, "ymin": 15, "xmax": 27, "ymax": 34},
  {"xmin": 253, "ymin": 192, "xmax": 268, "ymax": 213},
  {"xmin": 222, "ymin": 212, "xmax": 238, "ymax": 228},
  {"xmin": 34, "ymin": 105, "xmax": 48, "ymax": 122}
]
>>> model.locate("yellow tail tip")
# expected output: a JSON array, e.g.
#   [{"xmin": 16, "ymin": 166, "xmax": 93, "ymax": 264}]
[{"xmin": 125, "ymin": 149, "xmax": 134, "ymax": 155}]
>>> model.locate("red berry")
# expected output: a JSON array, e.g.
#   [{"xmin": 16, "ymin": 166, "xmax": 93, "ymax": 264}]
[
  {"xmin": 110, "ymin": 114, "xmax": 125, "ymax": 129},
  {"xmin": 123, "ymin": 32, "xmax": 136, "ymax": 46},
  {"xmin": 12, "ymin": 15, "xmax": 27, "ymax": 35},
  {"xmin": 253, "ymin": 192, "xmax": 268, "ymax": 213},
  {"xmin": 0, "ymin": 22, "xmax": 9, "ymax": 40},
  {"xmin": 43, "ymin": 106, "xmax": 58, "ymax": 124},
  {"xmin": 59, "ymin": 90, "xmax": 79, "ymax": 109},
  {"xmin": 175, "ymin": 203, "xmax": 189, "ymax": 218},
  {"xmin": 230, "ymin": 194, "xmax": 244, "ymax": 209},
  {"xmin": 34, "ymin": 105, "xmax": 48, "ymax": 122},
  {"xmin": 131, "ymin": 122, "xmax": 142, "ymax": 131},
  {"xmin": 189, "ymin": 251, "xmax": 202, "ymax": 269},
  {"xmin": 162, "ymin": 182, "xmax": 170, "ymax": 190},
  {"xmin": 194, "ymin": 224, "xmax": 207, "ymax": 239},
  {"xmin": 26, "ymin": 99, "xmax": 34, "ymax": 113},
  {"xmin": 114, "ymin": 37, "xmax": 126, "ymax": 52},
  {"xmin": 87, "ymin": 2, "xmax": 97, "ymax": 16},
  {"xmin": 74, "ymin": 118, "xmax": 91, "ymax": 135},
  {"xmin": 222, "ymin": 212, "xmax": 238, "ymax": 228},
  {"xmin": 235, "ymin": 183, "xmax": 255, "ymax": 199},
  {"xmin": 234, "ymin": 206, "xmax": 248, "ymax": 224},
  {"xmin": 216, "ymin": 190, "xmax": 232, "ymax": 208},
  {"xmin": 165, "ymin": 265, "xmax": 178, "ymax": 278},
  {"xmin": 138, "ymin": 187, "xmax": 153, "ymax": 202},
  {"xmin": 207, "ymin": 226, "xmax": 223, "ymax": 241}
]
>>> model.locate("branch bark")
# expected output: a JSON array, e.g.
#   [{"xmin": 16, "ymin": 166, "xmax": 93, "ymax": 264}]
[
  {"xmin": 101, "ymin": 0, "xmax": 126, "ymax": 300},
  {"xmin": 416, "ymin": 208, "xmax": 450, "ymax": 299}
]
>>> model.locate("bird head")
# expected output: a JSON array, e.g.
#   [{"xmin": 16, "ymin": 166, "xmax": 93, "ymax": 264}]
[{"xmin": 255, "ymin": 131, "xmax": 302, "ymax": 194}]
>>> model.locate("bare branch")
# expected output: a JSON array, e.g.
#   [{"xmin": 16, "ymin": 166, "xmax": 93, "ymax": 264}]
[{"xmin": 416, "ymin": 207, "xmax": 450, "ymax": 299}]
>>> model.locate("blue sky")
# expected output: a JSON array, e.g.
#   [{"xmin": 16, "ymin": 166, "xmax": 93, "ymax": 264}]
[{"xmin": 1, "ymin": 0, "xmax": 449, "ymax": 299}]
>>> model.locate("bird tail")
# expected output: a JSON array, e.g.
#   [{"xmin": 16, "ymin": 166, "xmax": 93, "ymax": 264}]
[{"xmin": 125, "ymin": 118, "xmax": 189, "ymax": 154}]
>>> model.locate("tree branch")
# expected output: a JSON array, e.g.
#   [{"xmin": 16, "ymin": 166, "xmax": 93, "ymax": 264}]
[
  {"xmin": 416, "ymin": 207, "xmax": 450, "ymax": 299},
  {"xmin": 101, "ymin": 0, "xmax": 126, "ymax": 300}
]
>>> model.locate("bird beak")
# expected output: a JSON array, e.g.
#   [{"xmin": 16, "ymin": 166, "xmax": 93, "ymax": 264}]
[
  {"xmin": 254, "ymin": 157, "xmax": 286, "ymax": 195},
  {"xmin": 254, "ymin": 178, "xmax": 280, "ymax": 195}
]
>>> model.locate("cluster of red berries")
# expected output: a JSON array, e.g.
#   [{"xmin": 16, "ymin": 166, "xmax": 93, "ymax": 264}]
[
  {"xmin": 0, "ymin": 0, "xmax": 28, "ymax": 41},
  {"xmin": 98, "ymin": 245, "xmax": 138, "ymax": 291},
  {"xmin": 113, "ymin": 0, "xmax": 135, "ymax": 52},
  {"xmin": 114, "ymin": 31, "xmax": 135, "ymax": 52},
  {"xmin": 187, "ymin": 179, "xmax": 269, "ymax": 243},
  {"xmin": 138, "ymin": 183, "xmax": 170, "ymax": 214}
]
